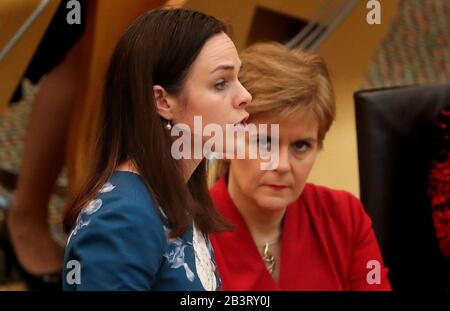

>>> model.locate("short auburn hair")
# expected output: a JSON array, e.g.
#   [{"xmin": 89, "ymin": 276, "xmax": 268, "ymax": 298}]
[{"xmin": 209, "ymin": 42, "xmax": 336, "ymax": 184}]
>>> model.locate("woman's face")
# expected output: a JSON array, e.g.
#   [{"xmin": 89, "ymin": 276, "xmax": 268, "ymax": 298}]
[
  {"xmin": 228, "ymin": 111, "xmax": 320, "ymax": 211},
  {"xmin": 171, "ymin": 32, "xmax": 251, "ymax": 142}
]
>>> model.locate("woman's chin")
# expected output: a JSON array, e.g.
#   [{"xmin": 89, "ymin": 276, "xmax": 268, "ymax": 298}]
[{"xmin": 255, "ymin": 196, "xmax": 293, "ymax": 212}]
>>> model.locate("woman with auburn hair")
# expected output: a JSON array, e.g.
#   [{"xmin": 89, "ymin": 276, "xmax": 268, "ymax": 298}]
[
  {"xmin": 62, "ymin": 8, "xmax": 251, "ymax": 290},
  {"xmin": 209, "ymin": 42, "xmax": 392, "ymax": 290}
]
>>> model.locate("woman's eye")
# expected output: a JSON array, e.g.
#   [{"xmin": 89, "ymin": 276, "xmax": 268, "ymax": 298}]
[
  {"xmin": 293, "ymin": 141, "xmax": 310, "ymax": 152},
  {"xmin": 257, "ymin": 136, "xmax": 271, "ymax": 147},
  {"xmin": 214, "ymin": 79, "xmax": 227, "ymax": 90}
]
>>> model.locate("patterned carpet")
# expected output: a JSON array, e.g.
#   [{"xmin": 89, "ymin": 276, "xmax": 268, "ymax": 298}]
[{"xmin": 363, "ymin": 0, "xmax": 450, "ymax": 88}]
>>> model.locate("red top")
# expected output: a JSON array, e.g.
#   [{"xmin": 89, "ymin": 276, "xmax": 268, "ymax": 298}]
[{"xmin": 210, "ymin": 177, "xmax": 392, "ymax": 291}]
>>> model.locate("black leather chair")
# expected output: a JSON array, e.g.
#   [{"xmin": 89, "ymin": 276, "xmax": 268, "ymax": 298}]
[{"xmin": 354, "ymin": 83, "xmax": 450, "ymax": 292}]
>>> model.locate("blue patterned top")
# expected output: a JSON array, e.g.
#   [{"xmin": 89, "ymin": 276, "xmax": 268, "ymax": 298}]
[{"xmin": 63, "ymin": 171, "xmax": 221, "ymax": 291}]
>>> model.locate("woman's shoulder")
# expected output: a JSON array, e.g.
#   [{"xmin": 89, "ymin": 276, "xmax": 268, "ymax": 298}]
[
  {"xmin": 297, "ymin": 183, "xmax": 375, "ymax": 251},
  {"xmin": 299, "ymin": 183, "xmax": 367, "ymax": 223},
  {"xmin": 102, "ymin": 170, "xmax": 163, "ymax": 213},
  {"xmin": 66, "ymin": 170, "xmax": 167, "ymax": 246},
  {"xmin": 301, "ymin": 183, "xmax": 361, "ymax": 205},
  {"xmin": 63, "ymin": 171, "xmax": 168, "ymax": 290}
]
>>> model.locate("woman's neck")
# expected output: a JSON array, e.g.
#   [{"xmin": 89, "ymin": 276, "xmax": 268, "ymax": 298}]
[
  {"xmin": 116, "ymin": 160, "xmax": 140, "ymax": 174},
  {"xmin": 227, "ymin": 173, "xmax": 286, "ymax": 246},
  {"xmin": 116, "ymin": 158, "xmax": 202, "ymax": 183},
  {"xmin": 180, "ymin": 158, "xmax": 202, "ymax": 182}
]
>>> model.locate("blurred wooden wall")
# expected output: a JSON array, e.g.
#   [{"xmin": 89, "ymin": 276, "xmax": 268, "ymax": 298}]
[
  {"xmin": 66, "ymin": 0, "xmax": 167, "ymax": 199},
  {"xmin": 0, "ymin": 0, "xmax": 61, "ymax": 112}
]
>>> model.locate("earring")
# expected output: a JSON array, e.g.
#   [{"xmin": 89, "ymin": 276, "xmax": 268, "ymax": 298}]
[{"xmin": 165, "ymin": 120, "xmax": 172, "ymax": 130}]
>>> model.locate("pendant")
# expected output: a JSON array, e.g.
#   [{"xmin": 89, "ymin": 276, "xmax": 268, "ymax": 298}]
[{"xmin": 262, "ymin": 243, "xmax": 276, "ymax": 274}]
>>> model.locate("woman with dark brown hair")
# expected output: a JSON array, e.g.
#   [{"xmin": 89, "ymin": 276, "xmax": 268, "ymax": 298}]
[{"xmin": 62, "ymin": 8, "xmax": 251, "ymax": 290}]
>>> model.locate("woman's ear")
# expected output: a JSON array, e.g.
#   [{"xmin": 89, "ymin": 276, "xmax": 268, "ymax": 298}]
[{"xmin": 153, "ymin": 85, "xmax": 177, "ymax": 121}]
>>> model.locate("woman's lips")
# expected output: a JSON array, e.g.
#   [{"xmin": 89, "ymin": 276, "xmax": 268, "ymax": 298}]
[
  {"xmin": 266, "ymin": 184, "xmax": 288, "ymax": 191},
  {"xmin": 234, "ymin": 114, "xmax": 249, "ymax": 127},
  {"xmin": 234, "ymin": 120, "xmax": 248, "ymax": 130}
]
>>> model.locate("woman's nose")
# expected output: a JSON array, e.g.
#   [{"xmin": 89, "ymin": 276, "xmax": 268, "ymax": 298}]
[
  {"xmin": 274, "ymin": 147, "xmax": 290, "ymax": 173},
  {"xmin": 234, "ymin": 83, "xmax": 252, "ymax": 109}
]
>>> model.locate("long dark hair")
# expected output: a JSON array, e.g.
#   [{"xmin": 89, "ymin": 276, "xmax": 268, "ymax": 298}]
[{"xmin": 64, "ymin": 8, "xmax": 232, "ymax": 237}]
